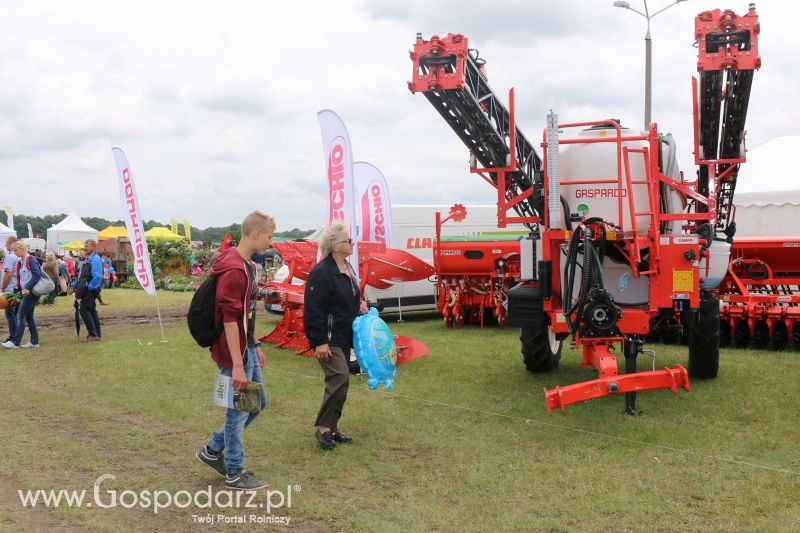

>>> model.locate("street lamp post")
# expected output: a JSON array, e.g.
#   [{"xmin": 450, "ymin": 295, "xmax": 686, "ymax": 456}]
[{"xmin": 613, "ymin": 0, "xmax": 687, "ymax": 131}]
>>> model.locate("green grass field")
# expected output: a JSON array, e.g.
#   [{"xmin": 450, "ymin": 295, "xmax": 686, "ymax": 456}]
[{"xmin": 2, "ymin": 289, "xmax": 799, "ymax": 531}]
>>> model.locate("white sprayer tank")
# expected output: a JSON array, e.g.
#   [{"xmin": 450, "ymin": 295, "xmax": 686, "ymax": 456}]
[{"xmin": 558, "ymin": 126, "xmax": 652, "ymax": 235}]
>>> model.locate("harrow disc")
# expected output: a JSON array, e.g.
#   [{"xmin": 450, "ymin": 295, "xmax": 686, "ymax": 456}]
[
  {"xmin": 771, "ymin": 322, "xmax": 788, "ymax": 351},
  {"xmin": 720, "ymin": 320, "xmax": 732, "ymax": 348},
  {"xmin": 792, "ymin": 323, "xmax": 800, "ymax": 351},
  {"xmin": 752, "ymin": 320, "xmax": 769, "ymax": 350},
  {"xmin": 734, "ymin": 319, "xmax": 750, "ymax": 348}
]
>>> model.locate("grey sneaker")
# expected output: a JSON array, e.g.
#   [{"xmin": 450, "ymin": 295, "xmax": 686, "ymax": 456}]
[
  {"xmin": 225, "ymin": 470, "xmax": 268, "ymax": 491},
  {"xmin": 21, "ymin": 342, "xmax": 39, "ymax": 349},
  {"xmin": 196, "ymin": 446, "xmax": 226, "ymax": 478},
  {"xmin": 1, "ymin": 341, "xmax": 18, "ymax": 349}
]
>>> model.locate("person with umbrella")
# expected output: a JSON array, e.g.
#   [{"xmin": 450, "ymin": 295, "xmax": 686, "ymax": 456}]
[{"xmin": 75, "ymin": 240, "xmax": 104, "ymax": 341}]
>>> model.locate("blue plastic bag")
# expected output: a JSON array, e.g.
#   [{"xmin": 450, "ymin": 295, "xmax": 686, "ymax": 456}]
[{"xmin": 352, "ymin": 308, "xmax": 397, "ymax": 390}]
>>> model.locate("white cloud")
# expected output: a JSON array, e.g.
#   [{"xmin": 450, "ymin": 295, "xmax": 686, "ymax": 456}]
[{"xmin": 0, "ymin": 0, "xmax": 797, "ymax": 232}]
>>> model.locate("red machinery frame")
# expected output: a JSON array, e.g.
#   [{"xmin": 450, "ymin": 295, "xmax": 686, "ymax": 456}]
[
  {"xmin": 719, "ymin": 237, "xmax": 800, "ymax": 350},
  {"xmin": 433, "ymin": 204, "xmax": 522, "ymax": 329}
]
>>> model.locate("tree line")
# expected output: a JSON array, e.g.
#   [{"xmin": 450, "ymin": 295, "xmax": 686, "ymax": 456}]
[{"xmin": 4, "ymin": 214, "xmax": 313, "ymax": 243}]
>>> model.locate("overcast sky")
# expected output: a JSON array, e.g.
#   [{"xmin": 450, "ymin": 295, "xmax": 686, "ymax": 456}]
[{"xmin": 1, "ymin": 0, "xmax": 796, "ymax": 230}]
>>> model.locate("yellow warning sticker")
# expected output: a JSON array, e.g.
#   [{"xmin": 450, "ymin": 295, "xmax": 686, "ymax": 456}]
[{"xmin": 673, "ymin": 269, "xmax": 694, "ymax": 292}]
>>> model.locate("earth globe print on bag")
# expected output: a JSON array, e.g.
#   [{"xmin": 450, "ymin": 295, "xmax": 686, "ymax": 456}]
[{"xmin": 352, "ymin": 308, "xmax": 398, "ymax": 390}]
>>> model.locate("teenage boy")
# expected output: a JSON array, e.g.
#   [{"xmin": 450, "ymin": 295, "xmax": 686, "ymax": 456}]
[{"xmin": 196, "ymin": 211, "xmax": 274, "ymax": 491}]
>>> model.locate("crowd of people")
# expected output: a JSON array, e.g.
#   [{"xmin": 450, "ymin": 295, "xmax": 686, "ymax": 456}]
[{"xmin": 1, "ymin": 236, "xmax": 108, "ymax": 348}]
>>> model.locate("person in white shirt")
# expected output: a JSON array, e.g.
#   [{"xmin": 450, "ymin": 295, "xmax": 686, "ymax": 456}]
[{"xmin": 1, "ymin": 236, "xmax": 20, "ymax": 343}]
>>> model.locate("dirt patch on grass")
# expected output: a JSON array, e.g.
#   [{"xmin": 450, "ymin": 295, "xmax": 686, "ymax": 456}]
[
  {"xmin": 34, "ymin": 307, "xmax": 188, "ymax": 332},
  {"xmin": 0, "ymin": 471, "xmax": 83, "ymax": 532}
]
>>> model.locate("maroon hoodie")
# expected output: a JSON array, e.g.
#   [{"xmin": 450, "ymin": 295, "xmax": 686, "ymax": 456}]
[{"xmin": 209, "ymin": 247, "xmax": 254, "ymax": 368}]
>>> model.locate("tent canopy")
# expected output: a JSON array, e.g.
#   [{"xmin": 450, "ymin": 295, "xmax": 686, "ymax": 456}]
[
  {"xmin": 46, "ymin": 212, "xmax": 99, "ymax": 253},
  {"xmin": 0, "ymin": 221, "xmax": 15, "ymax": 242},
  {"xmin": 61, "ymin": 239, "xmax": 85, "ymax": 251},
  {"xmin": 731, "ymin": 137, "xmax": 800, "ymax": 236},
  {"xmin": 98, "ymin": 225, "xmax": 129, "ymax": 240},
  {"xmin": 736, "ymin": 136, "xmax": 800, "ymax": 193},
  {"xmin": 144, "ymin": 227, "xmax": 183, "ymax": 242}
]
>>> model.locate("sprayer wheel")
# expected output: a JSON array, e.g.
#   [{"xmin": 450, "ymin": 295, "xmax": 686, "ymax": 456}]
[
  {"xmin": 688, "ymin": 294, "xmax": 720, "ymax": 379},
  {"xmin": 520, "ymin": 326, "xmax": 562, "ymax": 373},
  {"xmin": 771, "ymin": 322, "xmax": 788, "ymax": 351},
  {"xmin": 734, "ymin": 319, "xmax": 750, "ymax": 348},
  {"xmin": 752, "ymin": 320, "xmax": 769, "ymax": 350},
  {"xmin": 719, "ymin": 320, "xmax": 731, "ymax": 348}
]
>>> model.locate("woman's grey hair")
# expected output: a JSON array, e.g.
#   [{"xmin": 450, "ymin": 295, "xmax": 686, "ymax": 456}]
[{"xmin": 319, "ymin": 222, "xmax": 348, "ymax": 257}]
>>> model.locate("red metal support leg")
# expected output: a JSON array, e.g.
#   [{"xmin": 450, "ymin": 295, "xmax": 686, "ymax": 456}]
[{"xmin": 543, "ymin": 365, "xmax": 690, "ymax": 415}]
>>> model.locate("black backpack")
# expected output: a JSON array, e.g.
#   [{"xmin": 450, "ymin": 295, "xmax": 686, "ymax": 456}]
[{"xmin": 187, "ymin": 275, "xmax": 223, "ymax": 347}]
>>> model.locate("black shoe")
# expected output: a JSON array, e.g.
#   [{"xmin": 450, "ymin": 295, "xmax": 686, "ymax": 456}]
[
  {"xmin": 315, "ymin": 427, "xmax": 336, "ymax": 450},
  {"xmin": 332, "ymin": 430, "xmax": 353, "ymax": 444},
  {"xmin": 196, "ymin": 446, "xmax": 226, "ymax": 478},
  {"xmin": 225, "ymin": 470, "xmax": 268, "ymax": 491}
]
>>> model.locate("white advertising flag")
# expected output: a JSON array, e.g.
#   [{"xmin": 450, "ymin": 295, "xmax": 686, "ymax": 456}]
[
  {"xmin": 317, "ymin": 109, "xmax": 359, "ymax": 276},
  {"xmin": 354, "ymin": 162, "xmax": 394, "ymax": 248},
  {"xmin": 111, "ymin": 148, "xmax": 156, "ymax": 296}
]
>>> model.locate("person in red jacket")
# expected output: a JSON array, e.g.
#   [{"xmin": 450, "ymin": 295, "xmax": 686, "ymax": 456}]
[{"xmin": 196, "ymin": 211, "xmax": 275, "ymax": 491}]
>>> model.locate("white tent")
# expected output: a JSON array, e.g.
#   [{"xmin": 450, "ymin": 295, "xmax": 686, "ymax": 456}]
[
  {"xmin": 735, "ymin": 136, "xmax": 800, "ymax": 193},
  {"xmin": 0, "ymin": 221, "xmax": 15, "ymax": 243},
  {"xmin": 731, "ymin": 136, "xmax": 800, "ymax": 237},
  {"xmin": 46, "ymin": 212, "xmax": 99, "ymax": 253},
  {"xmin": 733, "ymin": 191, "xmax": 800, "ymax": 237}
]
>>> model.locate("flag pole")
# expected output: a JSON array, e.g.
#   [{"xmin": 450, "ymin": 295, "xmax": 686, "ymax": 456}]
[{"xmin": 153, "ymin": 289, "xmax": 167, "ymax": 343}]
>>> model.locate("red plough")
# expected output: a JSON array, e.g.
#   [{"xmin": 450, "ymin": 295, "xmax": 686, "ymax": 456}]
[{"xmin": 260, "ymin": 240, "xmax": 434, "ymax": 362}]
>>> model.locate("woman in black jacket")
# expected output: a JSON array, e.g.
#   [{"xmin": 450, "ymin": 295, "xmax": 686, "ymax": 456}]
[{"xmin": 304, "ymin": 222, "xmax": 367, "ymax": 450}]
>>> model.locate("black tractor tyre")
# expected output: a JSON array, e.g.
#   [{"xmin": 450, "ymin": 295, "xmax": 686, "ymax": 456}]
[
  {"xmin": 752, "ymin": 320, "xmax": 769, "ymax": 350},
  {"xmin": 734, "ymin": 319, "xmax": 751, "ymax": 348},
  {"xmin": 688, "ymin": 295, "xmax": 720, "ymax": 379},
  {"xmin": 520, "ymin": 326, "xmax": 562, "ymax": 373},
  {"xmin": 771, "ymin": 322, "xmax": 788, "ymax": 351},
  {"xmin": 719, "ymin": 320, "xmax": 732, "ymax": 348}
]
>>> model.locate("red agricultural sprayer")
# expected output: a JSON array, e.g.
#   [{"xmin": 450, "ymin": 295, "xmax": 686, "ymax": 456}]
[{"xmin": 409, "ymin": 5, "xmax": 760, "ymax": 414}]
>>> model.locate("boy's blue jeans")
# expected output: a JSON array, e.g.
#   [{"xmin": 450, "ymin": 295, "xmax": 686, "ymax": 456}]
[{"xmin": 207, "ymin": 347, "xmax": 267, "ymax": 475}]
